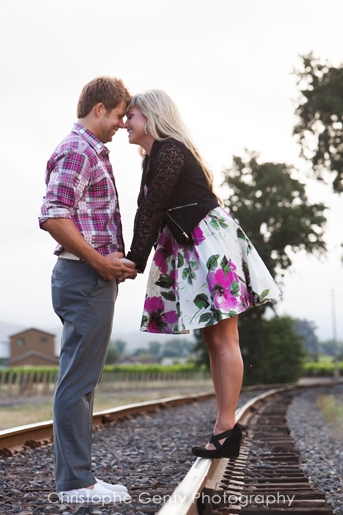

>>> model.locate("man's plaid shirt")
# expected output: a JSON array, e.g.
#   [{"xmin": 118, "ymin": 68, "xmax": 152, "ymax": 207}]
[{"xmin": 39, "ymin": 123, "xmax": 124, "ymax": 256}]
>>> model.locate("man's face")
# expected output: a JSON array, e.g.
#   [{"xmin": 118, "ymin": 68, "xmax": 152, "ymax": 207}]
[{"xmin": 97, "ymin": 99, "xmax": 127, "ymax": 143}]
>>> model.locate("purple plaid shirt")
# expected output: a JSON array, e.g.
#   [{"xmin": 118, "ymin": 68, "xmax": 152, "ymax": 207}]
[{"xmin": 39, "ymin": 123, "xmax": 124, "ymax": 256}]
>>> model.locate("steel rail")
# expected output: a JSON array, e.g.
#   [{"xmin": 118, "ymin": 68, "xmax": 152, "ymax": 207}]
[
  {"xmin": 0, "ymin": 383, "xmax": 295, "ymax": 455},
  {"xmin": 0, "ymin": 391, "xmax": 216, "ymax": 457}
]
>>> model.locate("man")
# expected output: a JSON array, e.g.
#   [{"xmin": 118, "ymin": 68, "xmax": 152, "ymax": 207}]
[{"xmin": 39, "ymin": 77, "xmax": 136, "ymax": 504}]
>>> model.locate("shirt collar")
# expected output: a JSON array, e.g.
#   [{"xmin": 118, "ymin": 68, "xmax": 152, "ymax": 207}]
[{"xmin": 72, "ymin": 123, "xmax": 110, "ymax": 157}]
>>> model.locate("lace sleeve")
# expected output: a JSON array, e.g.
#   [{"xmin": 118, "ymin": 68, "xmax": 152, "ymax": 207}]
[{"xmin": 126, "ymin": 141, "xmax": 185, "ymax": 272}]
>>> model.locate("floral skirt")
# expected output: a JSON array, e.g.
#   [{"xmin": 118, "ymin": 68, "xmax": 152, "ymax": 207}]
[{"xmin": 140, "ymin": 207, "xmax": 281, "ymax": 334}]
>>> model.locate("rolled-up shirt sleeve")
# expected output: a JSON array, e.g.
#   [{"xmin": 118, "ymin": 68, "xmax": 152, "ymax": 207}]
[{"xmin": 39, "ymin": 150, "xmax": 90, "ymax": 228}]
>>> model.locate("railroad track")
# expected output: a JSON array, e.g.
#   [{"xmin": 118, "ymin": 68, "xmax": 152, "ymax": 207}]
[
  {"xmin": 0, "ymin": 380, "xmax": 341, "ymax": 514},
  {"xmin": 0, "ymin": 391, "xmax": 216, "ymax": 457},
  {"xmin": 159, "ymin": 382, "xmax": 340, "ymax": 515}
]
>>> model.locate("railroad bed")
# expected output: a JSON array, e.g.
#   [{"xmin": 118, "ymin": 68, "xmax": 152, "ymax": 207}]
[
  {"xmin": 0, "ymin": 382, "xmax": 342, "ymax": 514},
  {"xmin": 169, "ymin": 391, "xmax": 335, "ymax": 514}
]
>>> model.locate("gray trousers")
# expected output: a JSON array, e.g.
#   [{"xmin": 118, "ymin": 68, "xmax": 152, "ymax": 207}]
[{"xmin": 51, "ymin": 258, "xmax": 118, "ymax": 492}]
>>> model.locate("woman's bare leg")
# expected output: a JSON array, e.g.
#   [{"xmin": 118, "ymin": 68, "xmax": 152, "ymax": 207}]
[{"xmin": 202, "ymin": 315, "xmax": 243, "ymax": 449}]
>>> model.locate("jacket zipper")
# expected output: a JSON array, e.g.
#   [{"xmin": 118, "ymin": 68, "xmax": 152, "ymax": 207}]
[
  {"xmin": 166, "ymin": 203, "xmax": 198, "ymax": 240},
  {"xmin": 167, "ymin": 202, "xmax": 198, "ymax": 212}
]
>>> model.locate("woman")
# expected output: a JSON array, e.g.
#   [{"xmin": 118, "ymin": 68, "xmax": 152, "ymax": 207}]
[{"xmin": 124, "ymin": 90, "xmax": 281, "ymax": 458}]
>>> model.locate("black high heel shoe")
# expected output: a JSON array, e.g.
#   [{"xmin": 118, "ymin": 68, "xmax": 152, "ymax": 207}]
[{"xmin": 192, "ymin": 423, "xmax": 242, "ymax": 458}]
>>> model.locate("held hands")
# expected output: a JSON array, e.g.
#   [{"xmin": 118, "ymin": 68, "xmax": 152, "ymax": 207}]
[
  {"xmin": 118, "ymin": 258, "xmax": 137, "ymax": 283},
  {"xmin": 98, "ymin": 252, "xmax": 137, "ymax": 281}
]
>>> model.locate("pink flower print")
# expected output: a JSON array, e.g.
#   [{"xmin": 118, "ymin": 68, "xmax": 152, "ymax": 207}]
[
  {"xmin": 192, "ymin": 227, "xmax": 205, "ymax": 246},
  {"xmin": 143, "ymin": 296, "xmax": 178, "ymax": 333},
  {"xmin": 207, "ymin": 268, "xmax": 240, "ymax": 311},
  {"xmin": 153, "ymin": 232, "xmax": 174, "ymax": 274}
]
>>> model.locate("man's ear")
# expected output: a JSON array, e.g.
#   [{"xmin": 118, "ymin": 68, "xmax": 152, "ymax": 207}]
[{"xmin": 93, "ymin": 103, "xmax": 105, "ymax": 118}]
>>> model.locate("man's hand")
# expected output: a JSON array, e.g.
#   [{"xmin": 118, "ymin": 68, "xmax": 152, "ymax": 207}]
[
  {"xmin": 97, "ymin": 252, "xmax": 137, "ymax": 281},
  {"xmin": 41, "ymin": 219, "xmax": 136, "ymax": 281},
  {"xmin": 118, "ymin": 258, "xmax": 137, "ymax": 283}
]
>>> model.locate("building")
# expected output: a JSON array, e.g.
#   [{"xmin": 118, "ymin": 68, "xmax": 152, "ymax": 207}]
[{"xmin": 8, "ymin": 327, "xmax": 59, "ymax": 366}]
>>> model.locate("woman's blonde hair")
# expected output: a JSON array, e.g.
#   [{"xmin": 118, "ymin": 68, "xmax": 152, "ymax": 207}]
[{"xmin": 127, "ymin": 89, "xmax": 217, "ymax": 195}]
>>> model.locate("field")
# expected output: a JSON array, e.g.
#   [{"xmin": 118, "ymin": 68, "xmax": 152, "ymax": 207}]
[{"xmin": 0, "ymin": 384, "xmax": 213, "ymax": 430}]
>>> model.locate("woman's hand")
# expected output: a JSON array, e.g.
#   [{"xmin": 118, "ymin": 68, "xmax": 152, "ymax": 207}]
[{"xmin": 118, "ymin": 258, "xmax": 137, "ymax": 282}]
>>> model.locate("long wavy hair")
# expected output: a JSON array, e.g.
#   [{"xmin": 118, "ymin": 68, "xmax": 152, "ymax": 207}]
[{"xmin": 127, "ymin": 89, "xmax": 219, "ymax": 197}]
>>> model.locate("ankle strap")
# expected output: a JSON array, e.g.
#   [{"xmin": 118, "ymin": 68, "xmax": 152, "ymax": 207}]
[{"xmin": 209, "ymin": 428, "xmax": 234, "ymax": 449}]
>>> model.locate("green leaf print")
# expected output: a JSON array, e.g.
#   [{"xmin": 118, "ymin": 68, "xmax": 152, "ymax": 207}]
[
  {"xmin": 219, "ymin": 218, "xmax": 229, "ymax": 229},
  {"xmin": 155, "ymin": 274, "xmax": 174, "ymax": 289},
  {"xmin": 141, "ymin": 315, "xmax": 148, "ymax": 324},
  {"xmin": 237, "ymin": 228, "xmax": 247, "ymax": 241},
  {"xmin": 259, "ymin": 289, "xmax": 270, "ymax": 301},
  {"xmin": 210, "ymin": 218, "xmax": 220, "ymax": 229},
  {"xmin": 230, "ymin": 280, "xmax": 240, "ymax": 296},
  {"xmin": 188, "ymin": 272, "xmax": 196, "ymax": 285},
  {"xmin": 206, "ymin": 254, "xmax": 219, "ymax": 271},
  {"xmin": 161, "ymin": 291, "xmax": 176, "ymax": 301},
  {"xmin": 189, "ymin": 260, "xmax": 197, "ymax": 270},
  {"xmin": 178, "ymin": 253, "xmax": 184, "ymax": 268},
  {"xmin": 182, "ymin": 268, "xmax": 190, "ymax": 280},
  {"xmin": 199, "ymin": 312, "xmax": 215, "ymax": 325},
  {"xmin": 212, "ymin": 309, "xmax": 223, "ymax": 322},
  {"xmin": 193, "ymin": 293, "xmax": 210, "ymax": 309},
  {"xmin": 177, "ymin": 302, "xmax": 181, "ymax": 317},
  {"xmin": 220, "ymin": 256, "xmax": 231, "ymax": 273}
]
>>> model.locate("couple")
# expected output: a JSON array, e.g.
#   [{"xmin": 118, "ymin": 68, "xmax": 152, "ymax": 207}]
[{"xmin": 39, "ymin": 76, "xmax": 281, "ymax": 504}]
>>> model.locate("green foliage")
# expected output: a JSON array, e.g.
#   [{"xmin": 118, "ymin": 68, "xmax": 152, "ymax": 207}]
[
  {"xmin": 110, "ymin": 339, "xmax": 127, "ymax": 356},
  {"xmin": 0, "ymin": 364, "xmax": 207, "ymax": 387},
  {"xmin": 258, "ymin": 316, "xmax": 306, "ymax": 384},
  {"xmin": 105, "ymin": 347, "xmax": 119, "ymax": 364},
  {"xmin": 102, "ymin": 363, "xmax": 205, "ymax": 374},
  {"xmin": 318, "ymin": 339, "xmax": 343, "ymax": 358},
  {"xmin": 222, "ymin": 151, "xmax": 327, "ymax": 276},
  {"xmin": 159, "ymin": 338, "xmax": 194, "ymax": 358},
  {"xmin": 193, "ymin": 329, "xmax": 210, "ymax": 368},
  {"xmin": 238, "ymin": 314, "xmax": 305, "ymax": 385},
  {"xmin": 293, "ymin": 318, "xmax": 319, "ymax": 355},
  {"xmin": 148, "ymin": 341, "xmax": 162, "ymax": 358},
  {"xmin": 303, "ymin": 361, "xmax": 343, "ymax": 377},
  {"xmin": 294, "ymin": 52, "xmax": 343, "ymax": 193}
]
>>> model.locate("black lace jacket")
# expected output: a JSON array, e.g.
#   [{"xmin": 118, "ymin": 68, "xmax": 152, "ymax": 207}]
[{"xmin": 126, "ymin": 138, "xmax": 219, "ymax": 272}]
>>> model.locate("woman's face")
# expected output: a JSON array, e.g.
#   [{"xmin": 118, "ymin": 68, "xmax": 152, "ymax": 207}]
[{"xmin": 125, "ymin": 107, "xmax": 149, "ymax": 147}]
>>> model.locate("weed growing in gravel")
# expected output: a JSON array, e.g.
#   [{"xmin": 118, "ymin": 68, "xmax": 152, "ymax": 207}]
[{"xmin": 317, "ymin": 394, "xmax": 343, "ymax": 436}]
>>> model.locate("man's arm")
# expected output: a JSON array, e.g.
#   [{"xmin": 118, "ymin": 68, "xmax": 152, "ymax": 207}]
[{"xmin": 42, "ymin": 218, "xmax": 136, "ymax": 281}]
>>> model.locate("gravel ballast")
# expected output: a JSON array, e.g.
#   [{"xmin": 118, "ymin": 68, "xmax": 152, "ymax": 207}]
[{"xmin": 287, "ymin": 384, "xmax": 343, "ymax": 515}]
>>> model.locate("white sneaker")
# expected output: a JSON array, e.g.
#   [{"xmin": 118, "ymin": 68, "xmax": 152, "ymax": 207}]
[
  {"xmin": 94, "ymin": 476, "xmax": 128, "ymax": 493},
  {"xmin": 58, "ymin": 482, "xmax": 131, "ymax": 504}
]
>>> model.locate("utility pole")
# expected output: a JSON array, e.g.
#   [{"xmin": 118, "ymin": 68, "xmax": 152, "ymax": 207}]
[{"xmin": 331, "ymin": 289, "xmax": 339, "ymax": 379}]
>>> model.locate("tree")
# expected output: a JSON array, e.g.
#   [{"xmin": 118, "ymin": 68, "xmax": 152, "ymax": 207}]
[
  {"xmin": 294, "ymin": 52, "xmax": 343, "ymax": 193},
  {"xmin": 105, "ymin": 347, "xmax": 119, "ymax": 364},
  {"xmin": 160, "ymin": 338, "xmax": 195, "ymax": 358},
  {"xmin": 258, "ymin": 316, "xmax": 306, "ymax": 385},
  {"xmin": 111, "ymin": 339, "xmax": 127, "ymax": 357},
  {"xmin": 148, "ymin": 341, "xmax": 162, "ymax": 359},
  {"xmin": 222, "ymin": 152, "xmax": 327, "ymax": 277},
  {"xmin": 293, "ymin": 318, "xmax": 319, "ymax": 356}
]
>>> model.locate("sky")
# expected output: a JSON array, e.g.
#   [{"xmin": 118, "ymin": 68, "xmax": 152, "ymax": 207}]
[{"xmin": 1, "ymin": 0, "xmax": 343, "ymax": 346}]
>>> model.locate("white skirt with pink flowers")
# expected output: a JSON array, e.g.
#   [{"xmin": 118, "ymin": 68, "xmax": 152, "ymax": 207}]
[{"xmin": 140, "ymin": 207, "xmax": 281, "ymax": 334}]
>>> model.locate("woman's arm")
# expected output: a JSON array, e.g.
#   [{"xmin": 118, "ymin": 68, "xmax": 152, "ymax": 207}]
[{"xmin": 126, "ymin": 140, "xmax": 185, "ymax": 272}]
